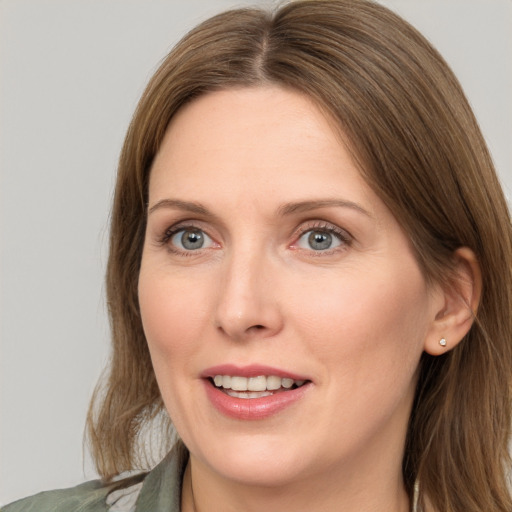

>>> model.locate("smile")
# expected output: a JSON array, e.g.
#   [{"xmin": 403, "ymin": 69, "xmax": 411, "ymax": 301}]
[
  {"xmin": 212, "ymin": 375, "xmax": 306, "ymax": 398},
  {"xmin": 202, "ymin": 365, "xmax": 312, "ymax": 419}
]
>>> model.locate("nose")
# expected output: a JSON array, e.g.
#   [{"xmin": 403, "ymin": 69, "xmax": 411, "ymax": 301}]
[{"xmin": 214, "ymin": 248, "xmax": 284, "ymax": 341}]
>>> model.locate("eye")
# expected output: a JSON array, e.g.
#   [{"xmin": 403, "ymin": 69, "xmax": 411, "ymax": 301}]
[
  {"xmin": 169, "ymin": 228, "xmax": 215, "ymax": 251},
  {"xmin": 295, "ymin": 225, "xmax": 349, "ymax": 252},
  {"xmin": 297, "ymin": 230, "xmax": 341, "ymax": 251}
]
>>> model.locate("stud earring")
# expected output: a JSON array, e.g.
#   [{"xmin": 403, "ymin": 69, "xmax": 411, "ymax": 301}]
[{"xmin": 439, "ymin": 338, "xmax": 447, "ymax": 347}]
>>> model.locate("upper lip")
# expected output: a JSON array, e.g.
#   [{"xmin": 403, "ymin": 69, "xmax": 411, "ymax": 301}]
[{"xmin": 201, "ymin": 364, "xmax": 310, "ymax": 381}]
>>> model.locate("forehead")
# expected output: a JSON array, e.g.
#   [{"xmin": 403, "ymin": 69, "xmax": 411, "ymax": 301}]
[
  {"xmin": 157, "ymin": 86, "xmax": 345, "ymax": 161},
  {"xmin": 149, "ymin": 86, "xmax": 375, "ymax": 209}
]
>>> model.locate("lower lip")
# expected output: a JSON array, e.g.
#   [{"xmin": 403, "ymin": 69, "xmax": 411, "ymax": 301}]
[{"xmin": 203, "ymin": 380, "xmax": 310, "ymax": 420}]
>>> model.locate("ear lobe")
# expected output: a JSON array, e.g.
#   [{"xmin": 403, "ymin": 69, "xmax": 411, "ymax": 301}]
[{"xmin": 424, "ymin": 247, "xmax": 482, "ymax": 356}]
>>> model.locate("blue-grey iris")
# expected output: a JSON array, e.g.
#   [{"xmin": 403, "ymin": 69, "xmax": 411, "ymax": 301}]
[
  {"xmin": 181, "ymin": 230, "xmax": 204, "ymax": 250},
  {"xmin": 308, "ymin": 231, "xmax": 332, "ymax": 250}
]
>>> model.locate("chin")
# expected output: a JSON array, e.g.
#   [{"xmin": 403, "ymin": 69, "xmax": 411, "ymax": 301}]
[{"xmin": 188, "ymin": 433, "xmax": 314, "ymax": 487}]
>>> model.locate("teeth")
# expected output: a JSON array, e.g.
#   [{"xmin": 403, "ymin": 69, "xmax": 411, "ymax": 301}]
[
  {"xmin": 226, "ymin": 390, "xmax": 273, "ymax": 399},
  {"xmin": 212, "ymin": 375, "xmax": 306, "ymax": 392},
  {"xmin": 248, "ymin": 376, "xmax": 267, "ymax": 391},
  {"xmin": 266, "ymin": 375, "xmax": 281, "ymax": 390},
  {"xmin": 231, "ymin": 376, "xmax": 248, "ymax": 391},
  {"xmin": 281, "ymin": 378, "xmax": 294, "ymax": 389}
]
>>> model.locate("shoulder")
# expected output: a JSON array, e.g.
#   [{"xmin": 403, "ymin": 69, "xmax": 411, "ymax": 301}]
[
  {"xmin": 2, "ymin": 443, "xmax": 188, "ymax": 512},
  {"xmin": 2, "ymin": 479, "xmax": 112, "ymax": 512},
  {"xmin": 2, "ymin": 477, "xmax": 147, "ymax": 512}
]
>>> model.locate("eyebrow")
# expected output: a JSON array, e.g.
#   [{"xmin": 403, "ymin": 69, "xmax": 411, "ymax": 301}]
[
  {"xmin": 277, "ymin": 199, "xmax": 373, "ymax": 218},
  {"xmin": 148, "ymin": 199, "xmax": 211, "ymax": 216},
  {"xmin": 148, "ymin": 198, "xmax": 373, "ymax": 219}
]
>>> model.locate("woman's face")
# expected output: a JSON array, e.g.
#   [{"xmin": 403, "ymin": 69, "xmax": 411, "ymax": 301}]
[{"xmin": 138, "ymin": 87, "xmax": 442, "ymax": 488}]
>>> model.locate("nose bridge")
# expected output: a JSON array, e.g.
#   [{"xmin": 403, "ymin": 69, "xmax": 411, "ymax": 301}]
[{"xmin": 215, "ymin": 240, "xmax": 282, "ymax": 340}]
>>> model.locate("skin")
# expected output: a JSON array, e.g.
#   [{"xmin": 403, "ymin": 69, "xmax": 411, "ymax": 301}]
[{"xmin": 138, "ymin": 86, "xmax": 476, "ymax": 512}]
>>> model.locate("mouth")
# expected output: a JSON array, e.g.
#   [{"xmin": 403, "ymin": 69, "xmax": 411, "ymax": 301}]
[
  {"xmin": 210, "ymin": 374, "xmax": 308, "ymax": 399},
  {"xmin": 202, "ymin": 366, "xmax": 312, "ymax": 419}
]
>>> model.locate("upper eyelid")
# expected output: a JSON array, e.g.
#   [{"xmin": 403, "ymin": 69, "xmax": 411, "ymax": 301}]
[
  {"xmin": 161, "ymin": 218, "xmax": 214, "ymax": 235},
  {"xmin": 161, "ymin": 222, "xmax": 215, "ymax": 241},
  {"xmin": 147, "ymin": 205, "xmax": 225, "ymax": 237},
  {"xmin": 293, "ymin": 220, "xmax": 353, "ymax": 239},
  {"xmin": 162, "ymin": 218, "xmax": 350, "ymax": 234}
]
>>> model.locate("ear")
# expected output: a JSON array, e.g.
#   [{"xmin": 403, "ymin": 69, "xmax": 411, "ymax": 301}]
[{"xmin": 424, "ymin": 247, "xmax": 482, "ymax": 356}]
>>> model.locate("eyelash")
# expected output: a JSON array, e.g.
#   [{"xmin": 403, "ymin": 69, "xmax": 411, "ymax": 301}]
[
  {"xmin": 158, "ymin": 220, "xmax": 353, "ymax": 256},
  {"xmin": 292, "ymin": 221, "xmax": 353, "ymax": 255},
  {"xmin": 158, "ymin": 223, "xmax": 214, "ymax": 256}
]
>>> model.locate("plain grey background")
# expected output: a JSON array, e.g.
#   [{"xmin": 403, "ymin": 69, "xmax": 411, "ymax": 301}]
[{"xmin": 1, "ymin": 0, "xmax": 511, "ymax": 505}]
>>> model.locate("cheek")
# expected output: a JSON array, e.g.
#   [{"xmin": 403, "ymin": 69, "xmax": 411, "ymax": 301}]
[
  {"xmin": 291, "ymin": 260, "xmax": 431, "ymax": 381},
  {"xmin": 138, "ymin": 266, "xmax": 214, "ymax": 433},
  {"xmin": 290, "ymin": 262, "xmax": 430, "ymax": 450},
  {"xmin": 138, "ymin": 267, "xmax": 208, "ymax": 370}
]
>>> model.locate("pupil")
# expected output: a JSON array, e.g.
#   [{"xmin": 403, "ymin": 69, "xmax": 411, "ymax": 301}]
[
  {"xmin": 308, "ymin": 231, "xmax": 332, "ymax": 250},
  {"xmin": 182, "ymin": 230, "xmax": 204, "ymax": 250}
]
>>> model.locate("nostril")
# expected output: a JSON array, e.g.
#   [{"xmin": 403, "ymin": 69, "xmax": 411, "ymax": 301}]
[{"xmin": 245, "ymin": 324, "xmax": 265, "ymax": 333}]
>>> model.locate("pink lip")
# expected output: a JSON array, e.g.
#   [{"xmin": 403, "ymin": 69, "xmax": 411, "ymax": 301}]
[
  {"xmin": 203, "ymin": 380, "xmax": 311, "ymax": 420},
  {"xmin": 201, "ymin": 364, "xmax": 312, "ymax": 420},
  {"xmin": 201, "ymin": 364, "xmax": 309, "ymax": 380}
]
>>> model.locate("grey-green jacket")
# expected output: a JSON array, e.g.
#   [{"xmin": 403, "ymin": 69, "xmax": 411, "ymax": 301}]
[{"xmin": 2, "ymin": 445, "xmax": 187, "ymax": 512}]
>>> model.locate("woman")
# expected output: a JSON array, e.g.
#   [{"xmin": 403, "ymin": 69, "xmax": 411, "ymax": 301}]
[{"xmin": 4, "ymin": 1, "xmax": 511, "ymax": 511}]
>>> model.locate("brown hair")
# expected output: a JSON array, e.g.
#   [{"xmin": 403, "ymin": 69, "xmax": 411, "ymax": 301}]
[{"xmin": 87, "ymin": 1, "xmax": 512, "ymax": 510}]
